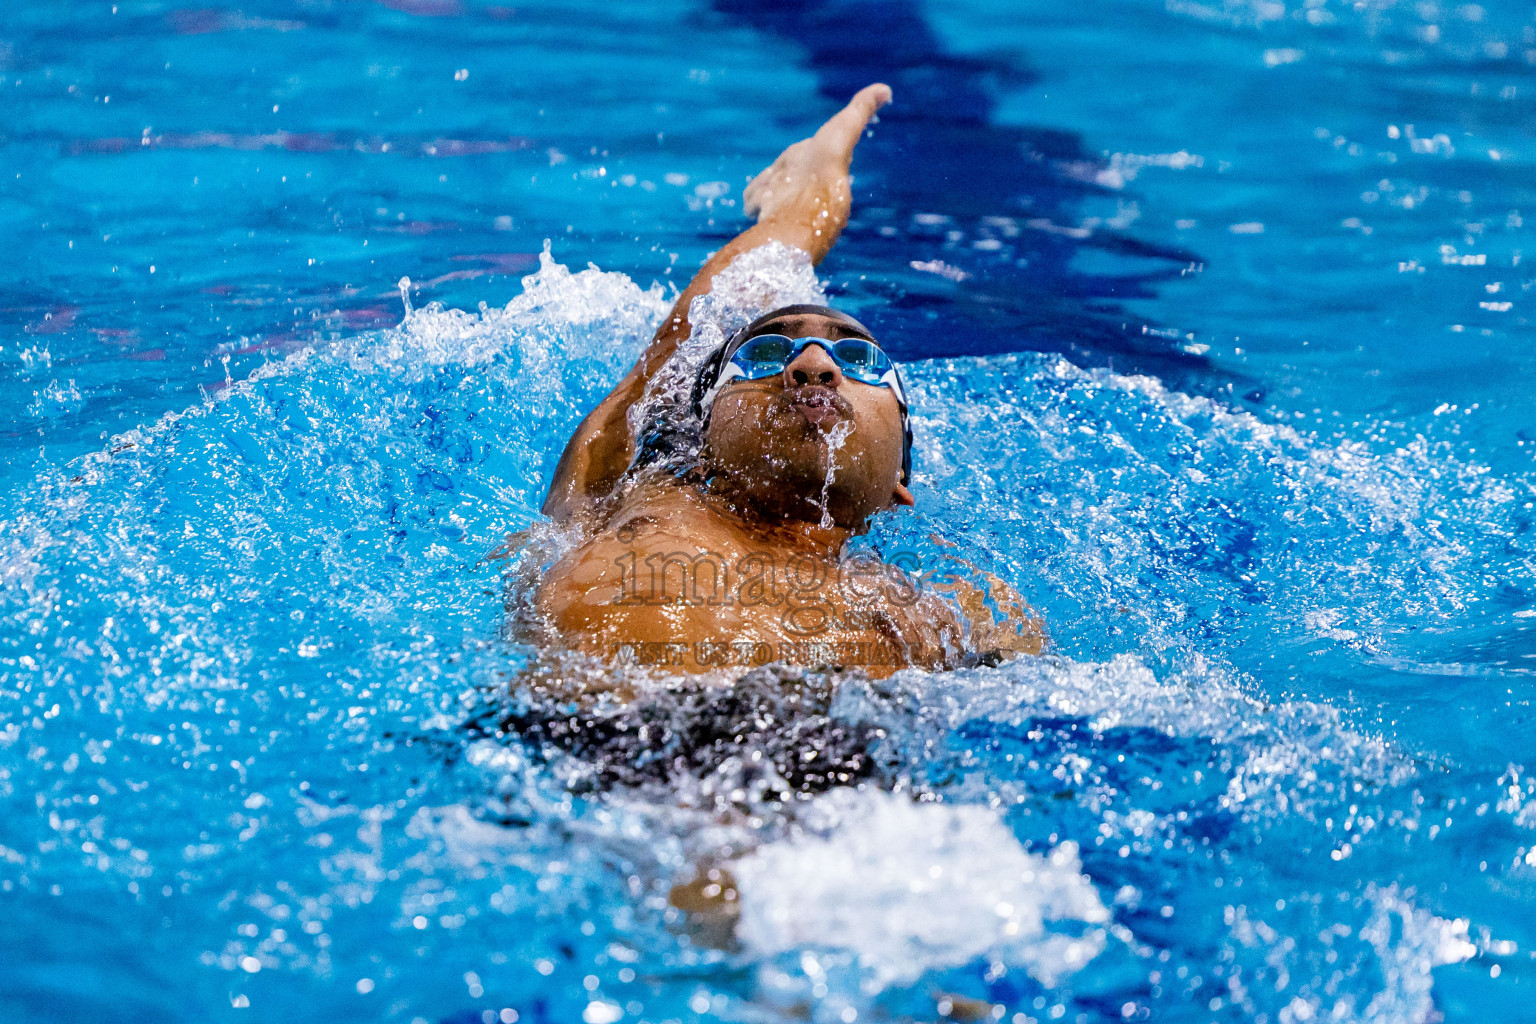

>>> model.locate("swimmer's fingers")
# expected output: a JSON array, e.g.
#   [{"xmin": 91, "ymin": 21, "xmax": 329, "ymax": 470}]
[
  {"xmin": 743, "ymin": 84, "xmax": 891, "ymax": 223},
  {"xmin": 812, "ymin": 82, "xmax": 893, "ymax": 162},
  {"xmin": 923, "ymin": 535, "xmax": 1033, "ymax": 614},
  {"xmin": 970, "ymin": 607, "xmax": 1046, "ymax": 659},
  {"xmin": 923, "ymin": 536, "xmax": 984, "ymax": 584},
  {"xmin": 982, "ymin": 572, "xmax": 1033, "ymax": 619},
  {"xmin": 974, "ymin": 572, "xmax": 1045, "ymax": 652}
]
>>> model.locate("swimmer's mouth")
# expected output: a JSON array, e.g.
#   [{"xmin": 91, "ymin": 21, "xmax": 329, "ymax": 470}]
[{"xmin": 785, "ymin": 385, "xmax": 852, "ymax": 429}]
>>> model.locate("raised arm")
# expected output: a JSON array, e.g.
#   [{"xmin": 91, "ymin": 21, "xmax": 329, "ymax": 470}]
[{"xmin": 540, "ymin": 83, "xmax": 893, "ymax": 521}]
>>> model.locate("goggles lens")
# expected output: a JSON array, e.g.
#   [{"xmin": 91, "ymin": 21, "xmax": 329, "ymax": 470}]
[
  {"xmin": 729, "ymin": 334, "xmax": 895, "ymax": 388},
  {"xmin": 732, "ymin": 334, "xmax": 795, "ymax": 377}
]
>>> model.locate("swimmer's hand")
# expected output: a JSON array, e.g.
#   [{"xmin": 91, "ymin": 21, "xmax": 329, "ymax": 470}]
[{"xmin": 743, "ymin": 82, "xmax": 891, "ymax": 229}]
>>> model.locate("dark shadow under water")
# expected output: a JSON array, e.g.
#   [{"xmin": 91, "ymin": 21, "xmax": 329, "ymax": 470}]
[{"xmin": 464, "ymin": 666, "xmax": 896, "ymax": 806}]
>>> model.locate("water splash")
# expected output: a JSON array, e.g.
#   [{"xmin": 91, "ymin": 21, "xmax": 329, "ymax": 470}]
[{"xmin": 817, "ymin": 418, "xmax": 855, "ymax": 529}]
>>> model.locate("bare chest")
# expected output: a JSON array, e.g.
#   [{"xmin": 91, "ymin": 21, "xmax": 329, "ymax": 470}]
[{"xmin": 533, "ymin": 502, "xmax": 959, "ymax": 674}]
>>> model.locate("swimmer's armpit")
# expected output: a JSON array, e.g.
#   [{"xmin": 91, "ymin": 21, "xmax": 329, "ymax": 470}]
[
  {"xmin": 945, "ymin": 575, "xmax": 1046, "ymax": 659},
  {"xmin": 925, "ymin": 535, "xmax": 1047, "ymax": 659}
]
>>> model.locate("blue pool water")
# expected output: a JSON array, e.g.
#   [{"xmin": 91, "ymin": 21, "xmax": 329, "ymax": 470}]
[{"xmin": 3, "ymin": 0, "xmax": 1535, "ymax": 1021}]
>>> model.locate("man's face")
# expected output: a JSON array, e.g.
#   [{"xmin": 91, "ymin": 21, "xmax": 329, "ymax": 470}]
[{"xmin": 700, "ymin": 313, "xmax": 912, "ymax": 528}]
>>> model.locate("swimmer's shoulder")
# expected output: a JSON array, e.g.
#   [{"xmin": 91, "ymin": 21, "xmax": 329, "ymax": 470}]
[
  {"xmin": 595, "ymin": 475, "xmax": 738, "ymax": 547},
  {"xmin": 536, "ymin": 478, "xmax": 742, "ymax": 589}
]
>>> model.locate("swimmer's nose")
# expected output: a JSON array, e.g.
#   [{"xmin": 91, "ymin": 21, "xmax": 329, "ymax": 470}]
[{"xmin": 783, "ymin": 343, "xmax": 843, "ymax": 389}]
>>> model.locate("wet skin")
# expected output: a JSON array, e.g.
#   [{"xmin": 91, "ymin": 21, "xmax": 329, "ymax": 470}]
[
  {"xmin": 530, "ymin": 84, "xmax": 1041, "ymax": 677},
  {"xmin": 535, "ymin": 314, "xmax": 963, "ymax": 676}
]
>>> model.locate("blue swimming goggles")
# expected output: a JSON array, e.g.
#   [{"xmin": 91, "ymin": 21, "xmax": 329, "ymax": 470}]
[{"xmin": 697, "ymin": 334, "xmax": 909, "ymax": 413}]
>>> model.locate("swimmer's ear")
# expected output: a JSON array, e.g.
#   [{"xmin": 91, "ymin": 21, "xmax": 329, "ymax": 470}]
[{"xmin": 893, "ymin": 483, "xmax": 915, "ymax": 507}]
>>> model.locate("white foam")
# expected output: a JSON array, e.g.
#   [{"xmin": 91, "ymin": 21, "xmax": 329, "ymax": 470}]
[
  {"xmin": 350, "ymin": 242, "xmax": 671, "ymax": 378},
  {"xmin": 680, "ymin": 240, "xmax": 826, "ymax": 360},
  {"xmin": 901, "ymin": 348, "xmax": 1529, "ymax": 663},
  {"xmin": 625, "ymin": 241, "xmax": 826, "ymax": 444},
  {"xmin": 732, "ymin": 788, "xmax": 1109, "ymax": 988},
  {"xmin": 1357, "ymin": 885, "xmax": 1476, "ymax": 1024},
  {"xmin": 832, "ymin": 652, "xmax": 1413, "ymax": 835}
]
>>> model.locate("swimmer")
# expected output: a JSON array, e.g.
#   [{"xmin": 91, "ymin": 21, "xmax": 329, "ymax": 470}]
[{"xmin": 529, "ymin": 83, "xmax": 1041, "ymax": 677}]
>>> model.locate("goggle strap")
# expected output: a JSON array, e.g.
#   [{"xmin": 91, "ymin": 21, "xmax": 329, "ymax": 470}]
[{"xmin": 697, "ymin": 362, "xmax": 746, "ymax": 416}]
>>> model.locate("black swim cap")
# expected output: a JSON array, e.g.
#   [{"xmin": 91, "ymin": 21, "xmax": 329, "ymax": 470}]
[{"xmin": 734, "ymin": 303, "xmax": 876, "ymax": 340}]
